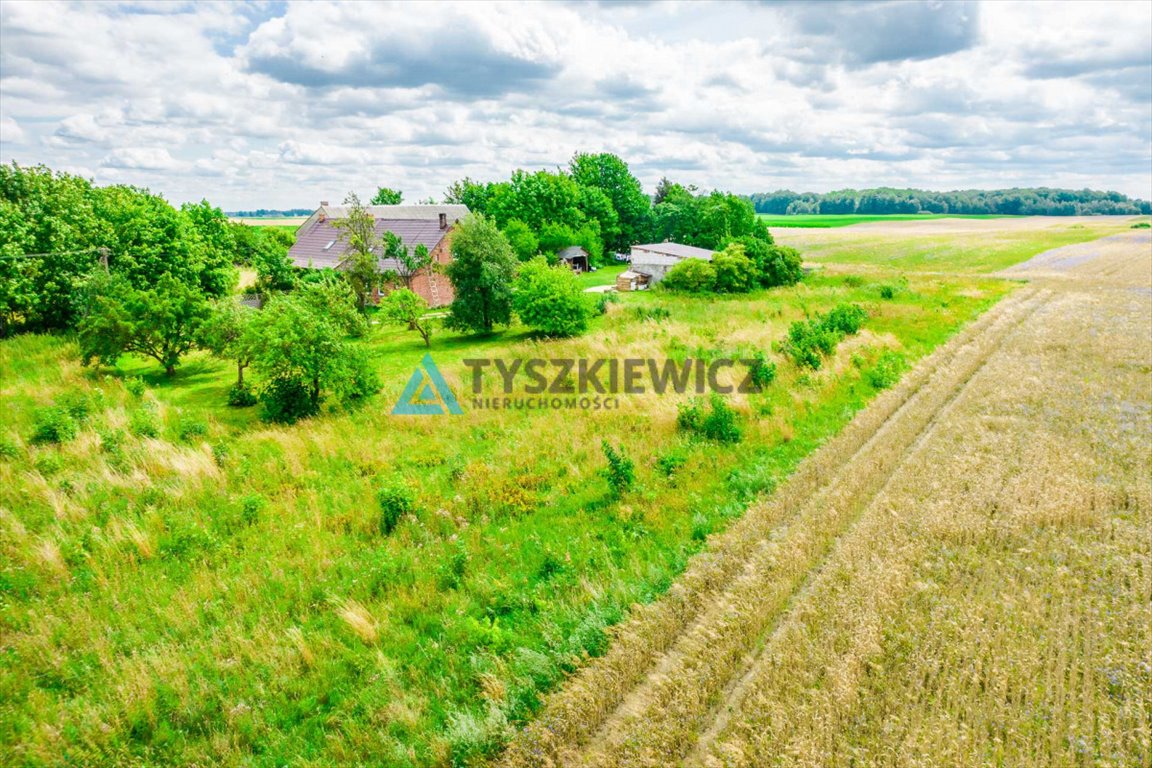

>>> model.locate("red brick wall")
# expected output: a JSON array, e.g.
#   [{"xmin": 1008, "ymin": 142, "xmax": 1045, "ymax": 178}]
[{"xmin": 373, "ymin": 226, "xmax": 456, "ymax": 308}]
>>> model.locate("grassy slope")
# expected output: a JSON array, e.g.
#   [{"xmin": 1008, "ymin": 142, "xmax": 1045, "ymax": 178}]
[
  {"xmin": 756, "ymin": 213, "xmax": 1013, "ymax": 228},
  {"xmin": 0, "ymin": 235, "xmax": 1036, "ymax": 765}
]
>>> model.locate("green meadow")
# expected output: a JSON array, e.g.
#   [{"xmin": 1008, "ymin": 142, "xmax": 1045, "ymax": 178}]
[
  {"xmin": 755, "ymin": 213, "xmax": 1014, "ymax": 228},
  {"xmin": 0, "ymin": 254, "xmax": 1016, "ymax": 765}
]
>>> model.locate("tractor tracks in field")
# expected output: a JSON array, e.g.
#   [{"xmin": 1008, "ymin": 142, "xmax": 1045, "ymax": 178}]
[{"xmin": 501, "ymin": 286, "xmax": 1052, "ymax": 768}]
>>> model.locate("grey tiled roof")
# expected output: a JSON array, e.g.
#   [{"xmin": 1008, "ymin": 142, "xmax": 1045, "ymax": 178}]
[
  {"xmin": 288, "ymin": 206, "xmax": 469, "ymax": 270},
  {"xmin": 630, "ymin": 242, "xmax": 716, "ymax": 261}
]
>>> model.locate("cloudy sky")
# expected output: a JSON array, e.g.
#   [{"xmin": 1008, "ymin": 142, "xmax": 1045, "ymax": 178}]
[{"xmin": 1, "ymin": 0, "xmax": 1150, "ymax": 210}]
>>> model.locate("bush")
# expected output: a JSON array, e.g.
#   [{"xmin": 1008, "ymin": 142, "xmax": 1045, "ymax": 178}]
[
  {"xmin": 655, "ymin": 449, "xmax": 687, "ymax": 477},
  {"xmin": 677, "ymin": 395, "xmax": 743, "ymax": 444},
  {"xmin": 98, "ymin": 428, "xmax": 126, "ymax": 454},
  {"xmin": 866, "ymin": 350, "xmax": 907, "ymax": 390},
  {"xmin": 780, "ymin": 303, "xmax": 867, "ymax": 369},
  {"xmin": 129, "ymin": 407, "xmax": 161, "ymax": 438},
  {"xmin": 661, "ymin": 258, "xmax": 716, "ymax": 292},
  {"xmin": 227, "ymin": 382, "xmax": 258, "ymax": 407},
  {"xmin": 602, "ymin": 441, "xmax": 635, "ymax": 497},
  {"xmin": 711, "ymin": 244, "xmax": 758, "ymax": 293},
  {"xmin": 877, "ymin": 283, "xmax": 897, "ymax": 300},
  {"xmin": 376, "ymin": 479, "xmax": 415, "ymax": 536},
  {"xmin": 437, "ymin": 547, "xmax": 469, "ymax": 590},
  {"xmin": 823, "ymin": 303, "xmax": 867, "ymax": 335},
  {"xmin": 593, "ymin": 292, "xmax": 618, "ymax": 316},
  {"xmin": 240, "ymin": 494, "xmax": 265, "ymax": 525},
  {"xmin": 748, "ymin": 352, "xmax": 777, "ymax": 391},
  {"xmin": 125, "ymin": 376, "xmax": 146, "ymax": 398},
  {"xmin": 178, "ymin": 419, "xmax": 209, "ymax": 441},
  {"xmin": 31, "ymin": 407, "xmax": 78, "ymax": 444},
  {"xmin": 260, "ymin": 376, "xmax": 318, "ymax": 424},
  {"xmin": 57, "ymin": 390, "xmax": 97, "ymax": 424},
  {"xmin": 1131, "ymin": 221, "xmax": 1151, "ymax": 229},
  {"xmin": 759, "ymin": 245, "xmax": 803, "ymax": 287},
  {"xmin": 512, "ymin": 258, "xmax": 593, "ymax": 337},
  {"xmin": 0, "ymin": 436, "xmax": 20, "ymax": 460}
]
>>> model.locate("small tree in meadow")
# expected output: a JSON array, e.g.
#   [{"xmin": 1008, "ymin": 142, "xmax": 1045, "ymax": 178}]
[
  {"xmin": 78, "ymin": 271, "xmax": 210, "ymax": 376},
  {"xmin": 602, "ymin": 441, "xmax": 635, "ymax": 497},
  {"xmin": 512, "ymin": 257, "xmax": 593, "ymax": 337},
  {"xmin": 380, "ymin": 288, "xmax": 434, "ymax": 347},
  {"xmin": 200, "ymin": 299, "xmax": 259, "ymax": 404}
]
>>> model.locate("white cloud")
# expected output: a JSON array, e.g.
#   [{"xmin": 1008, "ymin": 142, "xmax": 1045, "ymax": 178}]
[{"xmin": 0, "ymin": 0, "xmax": 1148, "ymax": 207}]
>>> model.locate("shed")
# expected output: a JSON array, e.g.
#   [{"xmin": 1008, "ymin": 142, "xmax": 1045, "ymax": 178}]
[
  {"xmin": 556, "ymin": 246, "xmax": 590, "ymax": 272},
  {"xmin": 628, "ymin": 241, "xmax": 716, "ymax": 285}
]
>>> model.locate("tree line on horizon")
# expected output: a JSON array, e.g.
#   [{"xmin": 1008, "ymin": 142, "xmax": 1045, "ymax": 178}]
[{"xmin": 747, "ymin": 186, "xmax": 1151, "ymax": 216}]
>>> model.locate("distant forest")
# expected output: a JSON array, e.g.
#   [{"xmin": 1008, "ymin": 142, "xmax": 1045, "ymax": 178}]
[
  {"xmin": 228, "ymin": 208, "xmax": 313, "ymax": 217},
  {"xmin": 746, "ymin": 187, "xmax": 1151, "ymax": 216}
]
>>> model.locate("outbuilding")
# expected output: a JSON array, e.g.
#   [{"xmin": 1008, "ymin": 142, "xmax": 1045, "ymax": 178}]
[{"xmin": 628, "ymin": 241, "xmax": 715, "ymax": 284}]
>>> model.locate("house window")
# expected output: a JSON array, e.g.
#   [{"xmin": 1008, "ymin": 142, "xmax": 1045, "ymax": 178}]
[{"xmin": 323, "ymin": 240, "xmax": 336, "ymax": 251}]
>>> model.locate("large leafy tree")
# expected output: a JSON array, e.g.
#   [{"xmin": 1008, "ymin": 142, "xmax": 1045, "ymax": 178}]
[
  {"xmin": 77, "ymin": 272, "xmax": 211, "ymax": 376},
  {"xmin": 569, "ymin": 152, "xmax": 653, "ymax": 250},
  {"xmin": 370, "ymin": 186, "xmax": 403, "ymax": 205},
  {"xmin": 444, "ymin": 215, "xmax": 517, "ymax": 334},
  {"xmin": 0, "ymin": 162, "xmax": 105, "ymax": 334},
  {"xmin": 245, "ymin": 294, "xmax": 378, "ymax": 422},
  {"xmin": 512, "ymin": 257, "xmax": 592, "ymax": 337}
]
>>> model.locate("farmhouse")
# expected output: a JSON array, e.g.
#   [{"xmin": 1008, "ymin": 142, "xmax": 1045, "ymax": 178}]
[
  {"xmin": 289, "ymin": 203, "xmax": 469, "ymax": 308},
  {"xmin": 627, "ymin": 241, "xmax": 715, "ymax": 284},
  {"xmin": 557, "ymin": 245, "xmax": 590, "ymax": 272}
]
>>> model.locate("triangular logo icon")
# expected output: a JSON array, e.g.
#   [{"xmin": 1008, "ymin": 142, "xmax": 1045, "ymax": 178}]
[{"xmin": 392, "ymin": 354, "xmax": 464, "ymax": 415}]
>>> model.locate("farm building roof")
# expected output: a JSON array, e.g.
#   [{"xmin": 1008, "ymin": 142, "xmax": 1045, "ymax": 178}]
[
  {"xmin": 288, "ymin": 205, "xmax": 470, "ymax": 271},
  {"xmin": 629, "ymin": 242, "xmax": 716, "ymax": 261},
  {"xmin": 557, "ymin": 246, "xmax": 589, "ymax": 260}
]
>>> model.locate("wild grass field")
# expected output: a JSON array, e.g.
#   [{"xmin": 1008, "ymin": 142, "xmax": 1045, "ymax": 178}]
[
  {"xmin": 775, "ymin": 215, "xmax": 1142, "ymax": 273},
  {"xmin": 502, "ymin": 229, "xmax": 1152, "ymax": 768},
  {"xmin": 756, "ymin": 213, "xmax": 1014, "ymax": 228},
  {"xmin": 1, "ymin": 220, "xmax": 1147, "ymax": 767}
]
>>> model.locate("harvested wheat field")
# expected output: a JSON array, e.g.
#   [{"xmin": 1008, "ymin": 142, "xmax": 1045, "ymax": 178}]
[{"xmin": 501, "ymin": 230, "xmax": 1152, "ymax": 767}]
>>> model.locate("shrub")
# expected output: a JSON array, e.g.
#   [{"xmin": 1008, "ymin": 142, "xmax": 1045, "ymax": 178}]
[
  {"xmin": 780, "ymin": 303, "xmax": 867, "ymax": 369},
  {"xmin": 655, "ymin": 449, "xmax": 687, "ymax": 477},
  {"xmin": 57, "ymin": 390, "xmax": 97, "ymax": 424},
  {"xmin": 823, "ymin": 303, "xmax": 867, "ymax": 335},
  {"xmin": 593, "ymin": 292, "xmax": 618, "ymax": 316},
  {"xmin": 878, "ymin": 283, "xmax": 897, "ymax": 300},
  {"xmin": 98, "ymin": 428, "xmax": 126, "ymax": 454},
  {"xmin": 227, "ymin": 382, "xmax": 258, "ymax": 407},
  {"xmin": 437, "ymin": 547, "xmax": 469, "ymax": 590},
  {"xmin": 748, "ymin": 352, "xmax": 777, "ymax": 391},
  {"xmin": 602, "ymin": 441, "xmax": 635, "ymax": 497},
  {"xmin": 711, "ymin": 244, "xmax": 758, "ymax": 293},
  {"xmin": 178, "ymin": 420, "xmax": 209, "ymax": 442},
  {"xmin": 677, "ymin": 395, "xmax": 743, "ymax": 444},
  {"xmin": 0, "ymin": 436, "xmax": 20, "ymax": 460},
  {"xmin": 125, "ymin": 377, "xmax": 147, "ymax": 398},
  {"xmin": 661, "ymin": 258, "xmax": 716, "ymax": 292},
  {"xmin": 1131, "ymin": 221, "xmax": 1151, "ymax": 229},
  {"xmin": 376, "ymin": 478, "xmax": 415, "ymax": 536},
  {"xmin": 866, "ymin": 350, "xmax": 907, "ymax": 390},
  {"xmin": 842, "ymin": 275, "xmax": 865, "ymax": 288},
  {"xmin": 240, "ymin": 494, "xmax": 265, "ymax": 525},
  {"xmin": 129, "ymin": 407, "xmax": 161, "ymax": 438},
  {"xmin": 31, "ymin": 407, "xmax": 78, "ymax": 444},
  {"xmin": 512, "ymin": 257, "xmax": 593, "ymax": 337},
  {"xmin": 260, "ymin": 376, "xmax": 318, "ymax": 424},
  {"xmin": 34, "ymin": 453, "xmax": 64, "ymax": 475},
  {"xmin": 757, "ymin": 244, "xmax": 804, "ymax": 288}
]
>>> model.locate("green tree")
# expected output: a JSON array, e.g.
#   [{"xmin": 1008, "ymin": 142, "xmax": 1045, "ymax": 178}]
[
  {"xmin": 661, "ymin": 257, "xmax": 717, "ymax": 293},
  {"xmin": 380, "ymin": 288, "xmax": 434, "ymax": 346},
  {"xmin": 569, "ymin": 152, "xmax": 653, "ymax": 250},
  {"xmin": 78, "ymin": 272, "xmax": 211, "ymax": 376},
  {"xmin": 512, "ymin": 257, "xmax": 592, "ymax": 337},
  {"xmin": 503, "ymin": 218, "xmax": 539, "ymax": 261},
  {"xmin": 333, "ymin": 193, "xmax": 382, "ymax": 311},
  {"xmin": 443, "ymin": 177, "xmax": 491, "ymax": 213},
  {"xmin": 711, "ymin": 243, "xmax": 757, "ymax": 293},
  {"xmin": 200, "ymin": 299, "xmax": 258, "ymax": 389},
  {"xmin": 384, "ymin": 232, "xmax": 432, "ymax": 290},
  {"xmin": 246, "ymin": 294, "xmax": 379, "ymax": 422},
  {"xmin": 370, "ymin": 186, "xmax": 403, "ymax": 205},
  {"xmin": 444, "ymin": 215, "xmax": 517, "ymax": 334}
]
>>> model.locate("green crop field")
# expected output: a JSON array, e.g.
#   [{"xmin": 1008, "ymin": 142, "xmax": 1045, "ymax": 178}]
[
  {"xmin": 757, "ymin": 213, "xmax": 1015, "ymax": 228},
  {"xmin": 0, "ymin": 233, "xmax": 1019, "ymax": 765}
]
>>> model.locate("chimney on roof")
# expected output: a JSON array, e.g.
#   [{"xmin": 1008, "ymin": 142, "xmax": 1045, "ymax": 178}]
[
  {"xmin": 321, "ymin": 200, "xmax": 329, "ymax": 207},
  {"xmin": 439, "ymin": 212, "xmax": 448, "ymax": 231}
]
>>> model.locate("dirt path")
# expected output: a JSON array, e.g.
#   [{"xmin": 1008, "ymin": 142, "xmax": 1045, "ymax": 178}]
[{"xmin": 500, "ymin": 232, "xmax": 1151, "ymax": 767}]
